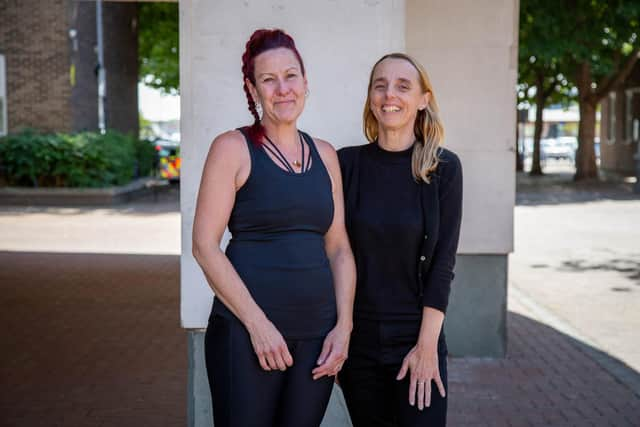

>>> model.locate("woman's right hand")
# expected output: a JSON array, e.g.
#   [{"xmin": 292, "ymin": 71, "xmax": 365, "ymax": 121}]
[{"xmin": 245, "ymin": 314, "xmax": 294, "ymax": 371}]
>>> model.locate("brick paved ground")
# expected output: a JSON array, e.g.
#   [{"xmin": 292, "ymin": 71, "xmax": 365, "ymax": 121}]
[
  {"xmin": 2, "ymin": 181, "xmax": 640, "ymax": 427},
  {"xmin": 514, "ymin": 171, "xmax": 640, "ymax": 376},
  {"xmin": 448, "ymin": 297, "xmax": 640, "ymax": 427},
  {"xmin": 1, "ymin": 250, "xmax": 639, "ymax": 427},
  {"xmin": 0, "ymin": 251, "xmax": 186, "ymax": 427}
]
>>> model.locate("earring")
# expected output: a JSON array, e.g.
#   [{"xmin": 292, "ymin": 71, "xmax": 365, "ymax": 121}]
[
  {"xmin": 305, "ymin": 89, "xmax": 310, "ymax": 98},
  {"xmin": 255, "ymin": 102, "xmax": 262, "ymax": 116}
]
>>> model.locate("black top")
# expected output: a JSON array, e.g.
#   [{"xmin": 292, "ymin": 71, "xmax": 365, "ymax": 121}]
[
  {"xmin": 338, "ymin": 142, "xmax": 463, "ymax": 320},
  {"xmin": 211, "ymin": 128, "xmax": 337, "ymax": 339},
  {"xmin": 349, "ymin": 143, "xmax": 424, "ymax": 319}
]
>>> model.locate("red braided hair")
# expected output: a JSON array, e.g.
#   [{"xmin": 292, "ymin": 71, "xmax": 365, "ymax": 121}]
[{"xmin": 241, "ymin": 29, "xmax": 306, "ymax": 145}]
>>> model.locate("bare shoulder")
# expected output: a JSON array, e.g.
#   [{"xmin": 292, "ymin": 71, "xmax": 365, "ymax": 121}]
[
  {"xmin": 311, "ymin": 137, "xmax": 339, "ymax": 166},
  {"xmin": 209, "ymin": 130, "xmax": 248, "ymax": 155},
  {"xmin": 208, "ymin": 130, "xmax": 247, "ymax": 157}
]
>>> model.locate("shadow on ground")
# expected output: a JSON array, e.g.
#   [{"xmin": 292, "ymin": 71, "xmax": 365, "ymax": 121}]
[
  {"xmin": 1, "ymin": 251, "xmax": 639, "ymax": 426},
  {"xmin": 558, "ymin": 258, "xmax": 640, "ymax": 283},
  {"xmin": 516, "ymin": 172, "xmax": 639, "ymax": 206}
]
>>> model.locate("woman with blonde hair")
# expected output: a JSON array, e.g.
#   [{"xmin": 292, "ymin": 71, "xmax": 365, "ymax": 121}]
[{"xmin": 338, "ymin": 53, "xmax": 463, "ymax": 426}]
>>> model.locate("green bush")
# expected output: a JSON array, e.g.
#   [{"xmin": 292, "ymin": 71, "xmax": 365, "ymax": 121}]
[
  {"xmin": 134, "ymin": 137, "xmax": 158, "ymax": 179},
  {"xmin": 0, "ymin": 129, "xmax": 156, "ymax": 188}
]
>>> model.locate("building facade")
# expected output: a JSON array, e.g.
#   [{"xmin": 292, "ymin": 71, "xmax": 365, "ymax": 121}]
[
  {"xmin": 0, "ymin": 0, "xmax": 139, "ymax": 136},
  {"xmin": 600, "ymin": 62, "xmax": 640, "ymax": 178}
]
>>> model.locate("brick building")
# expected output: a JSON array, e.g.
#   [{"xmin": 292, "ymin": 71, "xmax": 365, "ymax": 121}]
[
  {"xmin": 0, "ymin": 0, "xmax": 139, "ymax": 136},
  {"xmin": 600, "ymin": 62, "xmax": 640, "ymax": 178}
]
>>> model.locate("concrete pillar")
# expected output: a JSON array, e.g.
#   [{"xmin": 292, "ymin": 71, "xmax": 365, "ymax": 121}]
[{"xmin": 406, "ymin": 0, "xmax": 518, "ymax": 357}]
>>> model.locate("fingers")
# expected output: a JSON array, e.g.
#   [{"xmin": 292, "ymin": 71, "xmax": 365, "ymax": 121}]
[
  {"xmin": 312, "ymin": 334, "xmax": 349, "ymax": 380},
  {"xmin": 408, "ymin": 375, "xmax": 417, "ymax": 406},
  {"xmin": 282, "ymin": 346, "xmax": 294, "ymax": 367},
  {"xmin": 417, "ymin": 380, "xmax": 426, "ymax": 410},
  {"xmin": 396, "ymin": 357, "xmax": 409, "ymax": 380},
  {"xmin": 434, "ymin": 371, "xmax": 446, "ymax": 398},
  {"xmin": 423, "ymin": 379, "xmax": 431, "ymax": 409},
  {"xmin": 411, "ymin": 378, "xmax": 434, "ymax": 410},
  {"xmin": 264, "ymin": 352, "xmax": 278, "ymax": 371},
  {"xmin": 312, "ymin": 352, "xmax": 343, "ymax": 380},
  {"xmin": 273, "ymin": 351, "xmax": 288, "ymax": 371},
  {"xmin": 256, "ymin": 341, "xmax": 293, "ymax": 371},
  {"xmin": 257, "ymin": 354, "xmax": 270, "ymax": 371},
  {"xmin": 317, "ymin": 340, "xmax": 332, "ymax": 366}
]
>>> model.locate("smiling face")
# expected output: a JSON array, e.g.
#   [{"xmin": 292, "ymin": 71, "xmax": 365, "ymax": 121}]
[
  {"xmin": 368, "ymin": 57, "xmax": 430, "ymax": 135},
  {"xmin": 247, "ymin": 47, "xmax": 307, "ymax": 127}
]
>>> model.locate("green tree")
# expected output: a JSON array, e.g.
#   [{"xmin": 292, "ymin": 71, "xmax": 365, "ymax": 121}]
[
  {"xmin": 565, "ymin": 1, "xmax": 640, "ymax": 180},
  {"xmin": 519, "ymin": 0, "xmax": 575, "ymax": 175},
  {"xmin": 519, "ymin": 0, "xmax": 639, "ymax": 181},
  {"xmin": 138, "ymin": 3, "xmax": 179, "ymax": 95}
]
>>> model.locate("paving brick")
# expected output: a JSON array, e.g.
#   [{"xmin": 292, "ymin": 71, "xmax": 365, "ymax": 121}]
[
  {"xmin": 0, "ymin": 251, "xmax": 186, "ymax": 427},
  {"xmin": 1, "ymin": 186, "xmax": 640, "ymax": 426}
]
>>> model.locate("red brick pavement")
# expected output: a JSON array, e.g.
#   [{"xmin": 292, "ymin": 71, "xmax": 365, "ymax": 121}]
[
  {"xmin": 0, "ymin": 251, "xmax": 186, "ymax": 427},
  {"xmin": 1, "ymin": 251, "xmax": 639, "ymax": 427},
  {"xmin": 448, "ymin": 313, "xmax": 640, "ymax": 427}
]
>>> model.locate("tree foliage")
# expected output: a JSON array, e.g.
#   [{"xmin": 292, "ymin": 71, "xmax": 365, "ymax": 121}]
[
  {"xmin": 518, "ymin": 0, "xmax": 640, "ymax": 180},
  {"xmin": 138, "ymin": 2, "xmax": 179, "ymax": 95},
  {"xmin": 518, "ymin": 0, "xmax": 574, "ymax": 175}
]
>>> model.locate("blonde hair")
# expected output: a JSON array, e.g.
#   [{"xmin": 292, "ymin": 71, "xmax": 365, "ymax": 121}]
[{"xmin": 363, "ymin": 53, "xmax": 444, "ymax": 183}]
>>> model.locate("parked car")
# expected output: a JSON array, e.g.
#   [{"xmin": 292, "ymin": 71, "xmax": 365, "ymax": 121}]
[
  {"xmin": 155, "ymin": 139, "xmax": 181, "ymax": 182},
  {"xmin": 541, "ymin": 137, "xmax": 577, "ymax": 161}
]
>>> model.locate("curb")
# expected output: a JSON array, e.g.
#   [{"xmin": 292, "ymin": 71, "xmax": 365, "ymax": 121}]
[{"xmin": 0, "ymin": 178, "xmax": 170, "ymax": 206}]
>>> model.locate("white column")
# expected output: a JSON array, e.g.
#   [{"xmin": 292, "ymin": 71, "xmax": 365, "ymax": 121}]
[
  {"xmin": 180, "ymin": 0, "xmax": 405, "ymax": 329},
  {"xmin": 406, "ymin": 0, "xmax": 517, "ymax": 254}
]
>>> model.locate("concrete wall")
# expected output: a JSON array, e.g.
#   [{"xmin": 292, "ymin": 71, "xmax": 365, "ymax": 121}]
[
  {"xmin": 406, "ymin": 0, "xmax": 518, "ymax": 357},
  {"xmin": 180, "ymin": 0, "xmax": 405, "ymax": 329},
  {"xmin": 406, "ymin": 0, "xmax": 517, "ymax": 255}
]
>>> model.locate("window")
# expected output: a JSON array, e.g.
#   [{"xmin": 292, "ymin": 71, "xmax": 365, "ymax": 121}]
[
  {"xmin": 607, "ymin": 92, "xmax": 616, "ymax": 144},
  {"xmin": 0, "ymin": 54, "xmax": 6, "ymax": 136},
  {"xmin": 626, "ymin": 88, "xmax": 640, "ymax": 144}
]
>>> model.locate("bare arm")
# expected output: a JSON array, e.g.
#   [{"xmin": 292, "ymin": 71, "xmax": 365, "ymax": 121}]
[
  {"xmin": 311, "ymin": 139, "xmax": 356, "ymax": 379},
  {"xmin": 192, "ymin": 131, "xmax": 293, "ymax": 371}
]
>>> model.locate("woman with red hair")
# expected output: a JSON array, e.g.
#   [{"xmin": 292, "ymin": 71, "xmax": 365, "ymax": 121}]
[{"xmin": 192, "ymin": 29, "xmax": 355, "ymax": 427}]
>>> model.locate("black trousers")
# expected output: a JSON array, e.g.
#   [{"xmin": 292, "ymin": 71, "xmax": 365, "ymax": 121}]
[
  {"xmin": 339, "ymin": 318, "xmax": 448, "ymax": 427},
  {"xmin": 204, "ymin": 314, "xmax": 334, "ymax": 427}
]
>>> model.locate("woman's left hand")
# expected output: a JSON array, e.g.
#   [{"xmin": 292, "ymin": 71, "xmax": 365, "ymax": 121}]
[
  {"xmin": 311, "ymin": 324, "xmax": 351, "ymax": 380},
  {"xmin": 396, "ymin": 343, "xmax": 446, "ymax": 410}
]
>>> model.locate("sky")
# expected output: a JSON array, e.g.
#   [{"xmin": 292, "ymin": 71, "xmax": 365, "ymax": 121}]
[{"xmin": 138, "ymin": 83, "xmax": 180, "ymax": 122}]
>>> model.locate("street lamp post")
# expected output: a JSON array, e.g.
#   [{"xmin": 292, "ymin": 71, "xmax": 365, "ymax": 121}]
[
  {"xmin": 634, "ymin": 141, "xmax": 640, "ymax": 193},
  {"xmin": 96, "ymin": 0, "xmax": 106, "ymax": 134}
]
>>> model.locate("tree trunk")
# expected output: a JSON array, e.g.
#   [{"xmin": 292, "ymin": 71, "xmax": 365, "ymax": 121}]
[
  {"xmin": 530, "ymin": 74, "xmax": 545, "ymax": 175},
  {"xmin": 574, "ymin": 62, "xmax": 599, "ymax": 181},
  {"xmin": 516, "ymin": 109, "xmax": 524, "ymax": 171},
  {"xmin": 575, "ymin": 100, "xmax": 598, "ymax": 180}
]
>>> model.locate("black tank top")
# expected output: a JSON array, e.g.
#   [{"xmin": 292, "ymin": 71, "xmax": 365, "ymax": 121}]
[{"xmin": 211, "ymin": 128, "xmax": 337, "ymax": 339}]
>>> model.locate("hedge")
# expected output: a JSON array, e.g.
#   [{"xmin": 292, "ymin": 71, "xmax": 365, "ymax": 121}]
[{"xmin": 0, "ymin": 129, "xmax": 156, "ymax": 188}]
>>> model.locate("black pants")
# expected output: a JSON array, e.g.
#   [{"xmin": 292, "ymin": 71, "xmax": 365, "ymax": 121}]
[
  {"xmin": 204, "ymin": 314, "xmax": 334, "ymax": 427},
  {"xmin": 340, "ymin": 318, "xmax": 448, "ymax": 427}
]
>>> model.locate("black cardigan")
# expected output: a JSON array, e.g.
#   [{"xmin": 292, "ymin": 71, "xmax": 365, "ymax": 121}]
[{"xmin": 338, "ymin": 144, "xmax": 463, "ymax": 314}]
